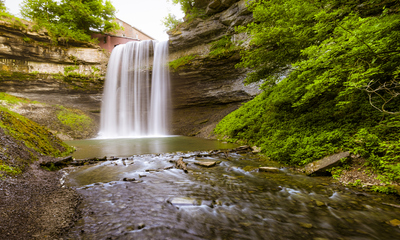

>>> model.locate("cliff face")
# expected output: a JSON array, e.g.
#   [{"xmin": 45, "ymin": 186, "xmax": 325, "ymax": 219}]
[
  {"xmin": 168, "ymin": 0, "xmax": 259, "ymax": 138},
  {"xmin": 0, "ymin": 19, "xmax": 108, "ymax": 114}
]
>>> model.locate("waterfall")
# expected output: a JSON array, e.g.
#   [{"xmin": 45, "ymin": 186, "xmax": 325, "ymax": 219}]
[{"xmin": 99, "ymin": 40, "xmax": 170, "ymax": 138}]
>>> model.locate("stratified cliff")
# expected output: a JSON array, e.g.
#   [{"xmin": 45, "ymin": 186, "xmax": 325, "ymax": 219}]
[
  {"xmin": 168, "ymin": 0, "xmax": 259, "ymax": 138},
  {"xmin": 0, "ymin": 17, "xmax": 108, "ymax": 113}
]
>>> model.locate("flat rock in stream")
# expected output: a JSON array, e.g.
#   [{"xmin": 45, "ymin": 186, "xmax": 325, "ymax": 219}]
[
  {"xmin": 259, "ymin": 167, "xmax": 280, "ymax": 173},
  {"xmin": 304, "ymin": 151, "xmax": 350, "ymax": 176},
  {"xmin": 194, "ymin": 161, "xmax": 217, "ymax": 167},
  {"xmin": 169, "ymin": 197, "xmax": 196, "ymax": 208}
]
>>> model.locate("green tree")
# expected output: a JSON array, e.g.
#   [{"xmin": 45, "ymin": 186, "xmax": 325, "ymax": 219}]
[
  {"xmin": 162, "ymin": 13, "xmax": 183, "ymax": 31},
  {"xmin": 168, "ymin": 0, "xmax": 195, "ymax": 14},
  {"xmin": 238, "ymin": 0, "xmax": 400, "ymax": 112},
  {"xmin": 0, "ymin": 0, "xmax": 6, "ymax": 11},
  {"xmin": 21, "ymin": 0, "xmax": 120, "ymax": 43}
]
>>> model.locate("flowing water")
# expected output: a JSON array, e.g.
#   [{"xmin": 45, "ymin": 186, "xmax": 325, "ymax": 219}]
[
  {"xmin": 63, "ymin": 139, "xmax": 400, "ymax": 240},
  {"xmin": 99, "ymin": 40, "xmax": 170, "ymax": 138}
]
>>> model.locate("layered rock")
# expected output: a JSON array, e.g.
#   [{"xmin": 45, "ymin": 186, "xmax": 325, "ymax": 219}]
[
  {"xmin": 0, "ymin": 18, "xmax": 109, "ymax": 131},
  {"xmin": 168, "ymin": 0, "xmax": 259, "ymax": 137}
]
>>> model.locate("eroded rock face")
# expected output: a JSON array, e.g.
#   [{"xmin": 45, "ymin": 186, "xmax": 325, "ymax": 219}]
[
  {"xmin": 169, "ymin": 0, "xmax": 252, "ymax": 51},
  {"xmin": 168, "ymin": 0, "xmax": 259, "ymax": 137},
  {"xmin": 0, "ymin": 19, "xmax": 108, "ymax": 133}
]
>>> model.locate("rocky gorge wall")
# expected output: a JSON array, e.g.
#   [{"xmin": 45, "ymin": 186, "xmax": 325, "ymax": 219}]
[
  {"xmin": 0, "ymin": 18, "xmax": 109, "ymax": 138},
  {"xmin": 0, "ymin": 18, "xmax": 108, "ymax": 110},
  {"xmin": 168, "ymin": 0, "xmax": 259, "ymax": 137}
]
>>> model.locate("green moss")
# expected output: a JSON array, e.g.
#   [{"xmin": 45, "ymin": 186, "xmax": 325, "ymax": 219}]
[
  {"xmin": 0, "ymin": 92, "xmax": 39, "ymax": 105},
  {"xmin": 0, "ymin": 12, "xmax": 27, "ymax": 30},
  {"xmin": 22, "ymin": 36, "xmax": 32, "ymax": 42},
  {"xmin": 208, "ymin": 36, "xmax": 238, "ymax": 59},
  {"xmin": 56, "ymin": 105, "xmax": 93, "ymax": 133},
  {"xmin": 168, "ymin": 55, "xmax": 197, "ymax": 70},
  {"xmin": 0, "ymin": 106, "xmax": 74, "ymax": 157},
  {"xmin": 40, "ymin": 162, "xmax": 60, "ymax": 171},
  {"xmin": 0, "ymin": 163, "xmax": 22, "ymax": 177}
]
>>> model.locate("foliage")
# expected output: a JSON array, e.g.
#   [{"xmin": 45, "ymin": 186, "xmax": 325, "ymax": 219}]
[
  {"xmin": 168, "ymin": 0, "xmax": 195, "ymax": 14},
  {"xmin": 20, "ymin": 0, "xmax": 121, "ymax": 43},
  {"xmin": 0, "ymin": 8, "xmax": 27, "ymax": 30},
  {"xmin": 208, "ymin": 36, "xmax": 238, "ymax": 59},
  {"xmin": 0, "ymin": 92, "xmax": 36, "ymax": 104},
  {"xmin": 237, "ymin": 0, "xmax": 400, "ymax": 112},
  {"xmin": 162, "ymin": 13, "xmax": 183, "ymax": 31},
  {"xmin": 0, "ymin": 163, "xmax": 22, "ymax": 177},
  {"xmin": 168, "ymin": 0, "xmax": 206, "ymax": 23},
  {"xmin": 56, "ymin": 105, "xmax": 93, "ymax": 133},
  {"xmin": 0, "ymin": 106, "xmax": 74, "ymax": 157},
  {"xmin": 168, "ymin": 55, "xmax": 196, "ymax": 70},
  {"xmin": 0, "ymin": 0, "xmax": 5, "ymax": 11},
  {"xmin": 216, "ymin": 0, "xmax": 400, "ymax": 186}
]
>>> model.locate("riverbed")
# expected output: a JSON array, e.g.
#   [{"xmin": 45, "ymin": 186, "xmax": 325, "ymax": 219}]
[{"xmin": 63, "ymin": 137, "xmax": 400, "ymax": 239}]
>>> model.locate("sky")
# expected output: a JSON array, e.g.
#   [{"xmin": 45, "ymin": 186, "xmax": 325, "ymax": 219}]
[{"xmin": 4, "ymin": 0, "xmax": 184, "ymax": 41}]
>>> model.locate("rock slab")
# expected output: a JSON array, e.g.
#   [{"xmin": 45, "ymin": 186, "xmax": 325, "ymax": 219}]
[
  {"xmin": 304, "ymin": 151, "xmax": 350, "ymax": 176},
  {"xmin": 259, "ymin": 167, "xmax": 280, "ymax": 173},
  {"xmin": 194, "ymin": 161, "xmax": 217, "ymax": 167}
]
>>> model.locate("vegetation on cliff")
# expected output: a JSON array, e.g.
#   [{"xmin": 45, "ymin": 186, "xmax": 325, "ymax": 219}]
[
  {"xmin": 0, "ymin": 103, "xmax": 74, "ymax": 177},
  {"xmin": 215, "ymin": 0, "xmax": 400, "ymax": 188},
  {"xmin": 0, "ymin": 93, "xmax": 97, "ymax": 140}
]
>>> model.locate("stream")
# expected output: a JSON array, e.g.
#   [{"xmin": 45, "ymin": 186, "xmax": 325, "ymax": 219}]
[{"xmin": 63, "ymin": 137, "xmax": 400, "ymax": 239}]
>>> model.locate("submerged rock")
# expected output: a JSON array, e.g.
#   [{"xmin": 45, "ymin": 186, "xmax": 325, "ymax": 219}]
[
  {"xmin": 304, "ymin": 152, "xmax": 350, "ymax": 176},
  {"xmin": 123, "ymin": 178, "xmax": 135, "ymax": 182}
]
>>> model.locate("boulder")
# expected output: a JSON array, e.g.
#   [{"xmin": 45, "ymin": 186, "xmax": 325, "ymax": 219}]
[{"xmin": 304, "ymin": 152, "xmax": 350, "ymax": 176}]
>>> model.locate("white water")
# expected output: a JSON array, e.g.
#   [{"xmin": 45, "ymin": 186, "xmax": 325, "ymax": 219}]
[{"xmin": 99, "ymin": 40, "xmax": 170, "ymax": 138}]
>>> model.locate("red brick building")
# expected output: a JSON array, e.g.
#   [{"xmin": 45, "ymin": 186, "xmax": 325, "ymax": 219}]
[{"xmin": 92, "ymin": 18, "xmax": 154, "ymax": 52}]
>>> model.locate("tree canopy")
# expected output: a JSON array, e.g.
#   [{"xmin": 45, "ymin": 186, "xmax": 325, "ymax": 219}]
[
  {"xmin": 21, "ymin": 0, "xmax": 120, "ymax": 43},
  {"xmin": 238, "ymin": 0, "xmax": 400, "ymax": 114}
]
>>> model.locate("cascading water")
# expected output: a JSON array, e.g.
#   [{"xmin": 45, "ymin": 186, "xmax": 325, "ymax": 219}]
[{"xmin": 99, "ymin": 40, "xmax": 170, "ymax": 138}]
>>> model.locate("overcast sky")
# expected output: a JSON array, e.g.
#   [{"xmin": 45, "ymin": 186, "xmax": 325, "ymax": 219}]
[{"xmin": 4, "ymin": 0, "xmax": 184, "ymax": 41}]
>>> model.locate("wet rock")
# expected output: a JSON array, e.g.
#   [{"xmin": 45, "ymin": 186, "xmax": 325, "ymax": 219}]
[
  {"xmin": 194, "ymin": 161, "xmax": 217, "ymax": 167},
  {"xmin": 164, "ymin": 166, "xmax": 174, "ymax": 170},
  {"xmin": 259, "ymin": 167, "xmax": 280, "ymax": 173},
  {"xmin": 139, "ymin": 174, "xmax": 147, "ymax": 178},
  {"xmin": 202, "ymin": 200, "xmax": 214, "ymax": 208},
  {"xmin": 382, "ymin": 202, "xmax": 400, "ymax": 209},
  {"xmin": 145, "ymin": 169, "xmax": 157, "ymax": 172},
  {"xmin": 299, "ymin": 222, "xmax": 313, "ymax": 229},
  {"xmin": 138, "ymin": 223, "xmax": 145, "ymax": 229},
  {"xmin": 304, "ymin": 152, "xmax": 350, "ymax": 176},
  {"xmin": 123, "ymin": 178, "xmax": 135, "ymax": 182},
  {"xmin": 169, "ymin": 197, "xmax": 196, "ymax": 207},
  {"xmin": 175, "ymin": 158, "xmax": 188, "ymax": 173},
  {"xmin": 388, "ymin": 219, "xmax": 400, "ymax": 227},
  {"xmin": 252, "ymin": 146, "xmax": 261, "ymax": 153}
]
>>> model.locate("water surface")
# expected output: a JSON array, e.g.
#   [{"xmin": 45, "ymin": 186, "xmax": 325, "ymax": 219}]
[
  {"xmin": 63, "ymin": 150, "xmax": 400, "ymax": 239},
  {"xmin": 66, "ymin": 136, "xmax": 238, "ymax": 159}
]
